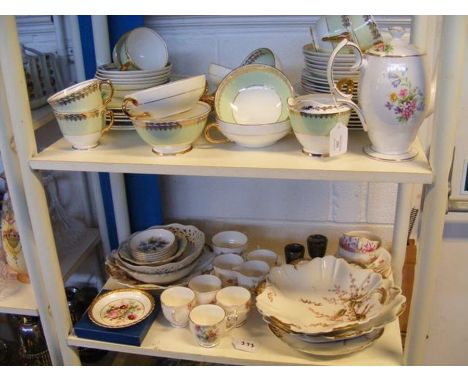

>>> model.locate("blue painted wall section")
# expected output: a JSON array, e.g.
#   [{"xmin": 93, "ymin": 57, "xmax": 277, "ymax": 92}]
[{"xmin": 78, "ymin": 15, "xmax": 163, "ymax": 249}]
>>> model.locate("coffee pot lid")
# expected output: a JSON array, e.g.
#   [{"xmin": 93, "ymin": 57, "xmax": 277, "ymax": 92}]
[{"xmin": 367, "ymin": 27, "xmax": 423, "ymax": 57}]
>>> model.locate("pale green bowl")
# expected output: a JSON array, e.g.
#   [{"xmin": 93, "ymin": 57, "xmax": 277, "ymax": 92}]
[{"xmin": 215, "ymin": 64, "xmax": 293, "ymax": 125}]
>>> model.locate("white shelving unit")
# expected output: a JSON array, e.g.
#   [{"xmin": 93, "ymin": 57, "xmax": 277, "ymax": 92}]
[
  {"xmin": 0, "ymin": 15, "xmax": 466, "ymax": 366},
  {"xmin": 30, "ymin": 130, "xmax": 432, "ymax": 183}
]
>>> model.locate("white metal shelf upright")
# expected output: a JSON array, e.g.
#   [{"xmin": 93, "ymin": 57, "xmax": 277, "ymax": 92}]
[{"xmin": 0, "ymin": 15, "xmax": 465, "ymax": 366}]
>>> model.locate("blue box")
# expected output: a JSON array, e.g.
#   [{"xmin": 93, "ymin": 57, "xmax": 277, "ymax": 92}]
[{"xmin": 74, "ymin": 290, "xmax": 159, "ymax": 347}]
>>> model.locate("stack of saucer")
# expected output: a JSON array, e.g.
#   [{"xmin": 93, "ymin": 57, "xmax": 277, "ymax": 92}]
[
  {"xmin": 301, "ymin": 43, "xmax": 362, "ymax": 129},
  {"xmin": 95, "ymin": 63, "xmax": 172, "ymax": 130}
]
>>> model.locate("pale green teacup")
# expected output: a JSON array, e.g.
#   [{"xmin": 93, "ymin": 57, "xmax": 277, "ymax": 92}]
[
  {"xmin": 53, "ymin": 106, "xmax": 114, "ymax": 150},
  {"xmin": 131, "ymin": 101, "xmax": 211, "ymax": 155},
  {"xmin": 288, "ymin": 94, "xmax": 351, "ymax": 157},
  {"xmin": 48, "ymin": 78, "xmax": 113, "ymax": 113}
]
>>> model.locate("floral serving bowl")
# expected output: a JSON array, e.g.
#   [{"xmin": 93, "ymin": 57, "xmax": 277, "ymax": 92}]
[
  {"xmin": 131, "ymin": 101, "xmax": 211, "ymax": 155},
  {"xmin": 263, "ymin": 277, "xmax": 405, "ymax": 341},
  {"xmin": 256, "ymin": 256, "xmax": 388, "ymax": 335}
]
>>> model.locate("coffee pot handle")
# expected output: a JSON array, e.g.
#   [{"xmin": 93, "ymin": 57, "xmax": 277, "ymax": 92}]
[{"xmin": 327, "ymin": 38, "xmax": 363, "ymax": 100}]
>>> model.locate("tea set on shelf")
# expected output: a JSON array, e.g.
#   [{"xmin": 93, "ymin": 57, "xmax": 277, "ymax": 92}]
[
  {"xmin": 96, "ymin": 220, "xmax": 404, "ymax": 356},
  {"xmin": 46, "ymin": 16, "xmax": 435, "ymax": 161}
]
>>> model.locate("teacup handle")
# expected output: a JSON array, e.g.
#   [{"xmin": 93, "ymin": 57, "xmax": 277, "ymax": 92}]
[
  {"xmin": 327, "ymin": 38, "xmax": 363, "ymax": 100},
  {"xmin": 122, "ymin": 97, "xmax": 149, "ymax": 119},
  {"xmin": 225, "ymin": 310, "xmax": 239, "ymax": 331},
  {"xmin": 102, "ymin": 110, "xmax": 114, "ymax": 134},
  {"xmin": 98, "ymin": 79, "xmax": 114, "ymax": 107},
  {"xmin": 204, "ymin": 122, "xmax": 230, "ymax": 144},
  {"xmin": 327, "ymin": 39, "xmax": 368, "ymax": 132}
]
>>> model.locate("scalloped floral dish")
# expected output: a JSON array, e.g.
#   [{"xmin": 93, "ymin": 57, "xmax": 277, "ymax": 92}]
[
  {"xmin": 88, "ymin": 288, "xmax": 155, "ymax": 329},
  {"xmin": 256, "ymin": 256, "xmax": 387, "ymax": 334}
]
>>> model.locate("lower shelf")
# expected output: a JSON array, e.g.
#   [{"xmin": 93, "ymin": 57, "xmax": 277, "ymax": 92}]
[
  {"xmin": 0, "ymin": 282, "xmax": 38, "ymax": 316},
  {"xmin": 0, "ymin": 228, "xmax": 100, "ymax": 316},
  {"xmin": 68, "ymin": 278, "xmax": 403, "ymax": 366}
]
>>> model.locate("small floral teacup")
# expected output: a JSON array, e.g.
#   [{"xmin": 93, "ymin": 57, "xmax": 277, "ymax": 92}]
[{"xmin": 189, "ymin": 304, "xmax": 226, "ymax": 348}]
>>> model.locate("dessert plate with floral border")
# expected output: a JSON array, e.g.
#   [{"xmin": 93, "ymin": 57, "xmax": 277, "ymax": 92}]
[{"xmin": 88, "ymin": 288, "xmax": 155, "ymax": 329}]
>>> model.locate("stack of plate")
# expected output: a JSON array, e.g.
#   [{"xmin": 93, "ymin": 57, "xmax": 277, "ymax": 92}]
[
  {"xmin": 301, "ymin": 43, "xmax": 362, "ymax": 129},
  {"xmin": 105, "ymin": 223, "xmax": 213, "ymax": 288},
  {"xmin": 95, "ymin": 63, "xmax": 172, "ymax": 130},
  {"xmin": 256, "ymin": 256, "xmax": 406, "ymax": 357}
]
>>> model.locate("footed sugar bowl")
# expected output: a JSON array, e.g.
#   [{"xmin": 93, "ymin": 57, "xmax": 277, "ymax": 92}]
[{"xmin": 327, "ymin": 27, "xmax": 436, "ymax": 161}]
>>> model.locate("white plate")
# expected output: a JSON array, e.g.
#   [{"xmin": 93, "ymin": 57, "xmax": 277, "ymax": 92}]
[
  {"xmin": 97, "ymin": 63, "xmax": 172, "ymax": 76},
  {"xmin": 88, "ymin": 288, "xmax": 155, "ymax": 328}
]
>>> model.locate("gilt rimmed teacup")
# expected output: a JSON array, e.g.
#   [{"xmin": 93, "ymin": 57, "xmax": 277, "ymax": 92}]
[
  {"xmin": 53, "ymin": 105, "xmax": 114, "ymax": 150},
  {"xmin": 160, "ymin": 286, "xmax": 196, "ymax": 328},
  {"xmin": 215, "ymin": 286, "xmax": 251, "ymax": 329},
  {"xmin": 47, "ymin": 78, "xmax": 114, "ymax": 113},
  {"xmin": 288, "ymin": 94, "xmax": 352, "ymax": 157}
]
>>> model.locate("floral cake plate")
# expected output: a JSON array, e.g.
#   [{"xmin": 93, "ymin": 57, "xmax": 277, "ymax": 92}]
[{"xmin": 88, "ymin": 288, "xmax": 155, "ymax": 329}]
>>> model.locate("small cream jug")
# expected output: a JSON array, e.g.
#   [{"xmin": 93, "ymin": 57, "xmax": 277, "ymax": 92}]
[{"xmin": 327, "ymin": 27, "xmax": 436, "ymax": 160}]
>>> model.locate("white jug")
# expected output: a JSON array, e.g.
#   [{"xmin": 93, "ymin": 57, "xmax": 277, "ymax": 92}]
[{"xmin": 327, "ymin": 27, "xmax": 436, "ymax": 160}]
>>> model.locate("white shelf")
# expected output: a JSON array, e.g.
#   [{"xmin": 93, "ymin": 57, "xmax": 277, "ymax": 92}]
[
  {"xmin": 69, "ymin": 278, "xmax": 403, "ymax": 366},
  {"xmin": 31, "ymin": 105, "xmax": 54, "ymax": 131},
  {"xmin": 0, "ymin": 282, "xmax": 38, "ymax": 316},
  {"xmin": 30, "ymin": 130, "xmax": 432, "ymax": 184},
  {"xmin": 0, "ymin": 229, "xmax": 100, "ymax": 316}
]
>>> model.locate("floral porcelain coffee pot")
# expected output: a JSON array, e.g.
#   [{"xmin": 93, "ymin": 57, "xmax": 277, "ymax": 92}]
[{"xmin": 327, "ymin": 27, "xmax": 436, "ymax": 160}]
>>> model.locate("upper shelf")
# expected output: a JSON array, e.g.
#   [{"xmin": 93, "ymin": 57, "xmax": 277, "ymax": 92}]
[{"xmin": 30, "ymin": 130, "xmax": 432, "ymax": 184}]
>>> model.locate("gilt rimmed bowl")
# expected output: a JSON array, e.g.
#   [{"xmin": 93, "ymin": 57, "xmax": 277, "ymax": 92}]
[
  {"xmin": 256, "ymin": 256, "xmax": 388, "ymax": 335},
  {"xmin": 215, "ymin": 64, "xmax": 293, "ymax": 126}
]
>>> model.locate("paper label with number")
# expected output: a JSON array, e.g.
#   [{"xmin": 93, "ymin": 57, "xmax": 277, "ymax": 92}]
[
  {"xmin": 329, "ymin": 122, "xmax": 348, "ymax": 157},
  {"xmin": 232, "ymin": 338, "xmax": 258, "ymax": 353}
]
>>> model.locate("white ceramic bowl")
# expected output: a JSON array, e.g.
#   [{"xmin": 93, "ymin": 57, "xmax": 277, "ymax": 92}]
[
  {"xmin": 122, "ymin": 27, "xmax": 168, "ymax": 71},
  {"xmin": 129, "ymin": 228, "xmax": 176, "ymax": 258},
  {"xmin": 206, "ymin": 118, "xmax": 291, "ymax": 148},
  {"xmin": 122, "ymin": 75, "xmax": 206, "ymax": 119},
  {"xmin": 212, "ymin": 231, "xmax": 248, "ymax": 255}
]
